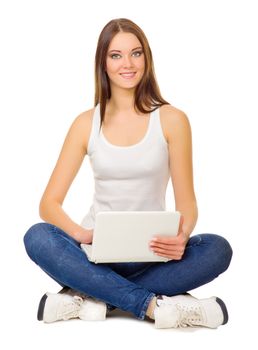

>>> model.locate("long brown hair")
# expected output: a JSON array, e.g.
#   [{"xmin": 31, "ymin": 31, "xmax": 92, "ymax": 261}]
[{"xmin": 94, "ymin": 18, "xmax": 169, "ymax": 131}]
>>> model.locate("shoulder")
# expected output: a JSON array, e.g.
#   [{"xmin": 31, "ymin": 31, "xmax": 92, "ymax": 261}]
[
  {"xmin": 73, "ymin": 106, "xmax": 95, "ymax": 128},
  {"xmin": 69, "ymin": 106, "xmax": 95, "ymax": 154},
  {"xmin": 159, "ymin": 104, "xmax": 191, "ymax": 144}
]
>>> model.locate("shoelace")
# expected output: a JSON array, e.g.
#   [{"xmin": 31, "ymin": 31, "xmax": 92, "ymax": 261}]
[
  {"xmin": 59, "ymin": 296, "xmax": 84, "ymax": 321},
  {"xmin": 64, "ymin": 288, "xmax": 92, "ymax": 301},
  {"xmin": 175, "ymin": 304, "xmax": 204, "ymax": 328},
  {"xmin": 66, "ymin": 289, "xmax": 104, "ymax": 307}
]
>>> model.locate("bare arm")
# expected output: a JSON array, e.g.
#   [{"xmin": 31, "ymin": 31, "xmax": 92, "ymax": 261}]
[
  {"xmin": 150, "ymin": 105, "xmax": 198, "ymax": 260},
  {"xmin": 166, "ymin": 105, "xmax": 198, "ymax": 238},
  {"xmin": 39, "ymin": 109, "xmax": 94, "ymax": 243}
]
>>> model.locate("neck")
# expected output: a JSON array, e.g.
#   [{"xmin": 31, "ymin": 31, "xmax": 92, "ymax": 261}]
[{"xmin": 107, "ymin": 86, "xmax": 136, "ymax": 114}]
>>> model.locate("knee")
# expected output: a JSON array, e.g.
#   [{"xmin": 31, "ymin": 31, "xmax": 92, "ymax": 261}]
[
  {"xmin": 208, "ymin": 234, "xmax": 233, "ymax": 273},
  {"xmin": 23, "ymin": 222, "xmax": 53, "ymax": 261}
]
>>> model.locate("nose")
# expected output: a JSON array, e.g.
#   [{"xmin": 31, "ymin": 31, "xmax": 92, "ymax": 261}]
[{"xmin": 122, "ymin": 54, "xmax": 133, "ymax": 68}]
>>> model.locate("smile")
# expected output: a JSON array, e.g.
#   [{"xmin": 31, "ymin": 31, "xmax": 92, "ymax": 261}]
[{"xmin": 120, "ymin": 72, "xmax": 136, "ymax": 79}]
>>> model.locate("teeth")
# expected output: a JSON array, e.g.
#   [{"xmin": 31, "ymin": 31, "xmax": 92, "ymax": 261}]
[{"xmin": 121, "ymin": 73, "xmax": 135, "ymax": 76}]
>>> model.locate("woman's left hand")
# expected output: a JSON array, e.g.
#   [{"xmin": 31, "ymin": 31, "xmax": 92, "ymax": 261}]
[{"xmin": 149, "ymin": 216, "xmax": 189, "ymax": 260}]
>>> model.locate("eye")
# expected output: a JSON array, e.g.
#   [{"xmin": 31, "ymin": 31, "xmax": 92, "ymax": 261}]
[
  {"xmin": 110, "ymin": 54, "xmax": 121, "ymax": 59},
  {"xmin": 109, "ymin": 51, "xmax": 143, "ymax": 59},
  {"xmin": 132, "ymin": 51, "xmax": 143, "ymax": 57}
]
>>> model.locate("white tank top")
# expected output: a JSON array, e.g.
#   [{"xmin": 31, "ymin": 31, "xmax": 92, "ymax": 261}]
[{"xmin": 81, "ymin": 103, "xmax": 170, "ymax": 229}]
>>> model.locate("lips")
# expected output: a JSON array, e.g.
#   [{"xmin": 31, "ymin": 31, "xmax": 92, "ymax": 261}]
[{"xmin": 120, "ymin": 72, "xmax": 136, "ymax": 79}]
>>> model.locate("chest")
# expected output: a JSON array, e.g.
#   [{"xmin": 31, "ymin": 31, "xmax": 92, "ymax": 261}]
[{"xmin": 101, "ymin": 115, "xmax": 151, "ymax": 147}]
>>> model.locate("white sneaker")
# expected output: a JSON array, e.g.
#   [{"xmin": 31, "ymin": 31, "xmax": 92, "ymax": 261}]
[
  {"xmin": 154, "ymin": 294, "xmax": 228, "ymax": 329},
  {"xmin": 60, "ymin": 287, "xmax": 107, "ymax": 321},
  {"xmin": 37, "ymin": 287, "xmax": 107, "ymax": 323},
  {"xmin": 37, "ymin": 292, "xmax": 84, "ymax": 323}
]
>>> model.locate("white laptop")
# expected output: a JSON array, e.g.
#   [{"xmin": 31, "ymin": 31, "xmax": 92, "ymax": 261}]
[{"xmin": 80, "ymin": 210, "xmax": 180, "ymax": 263}]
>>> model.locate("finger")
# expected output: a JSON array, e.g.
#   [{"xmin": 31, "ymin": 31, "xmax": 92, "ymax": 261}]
[
  {"xmin": 151, "ymin": 246, "xmax": 185, "ymax": 257},
  {"xmin": 151, "ymin": 237, "xmax": 178, "ymax": 245},
  {"xmin": 151, "ymin": 247, "xmax": 175, "ymax": 255},
  {"xmin": 149, "ymin": 241, "xmax": 180, "ymax": 250}
]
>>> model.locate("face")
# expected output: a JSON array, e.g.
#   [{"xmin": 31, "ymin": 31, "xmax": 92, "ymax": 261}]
[{"xmin": 106, "ymin": 32, "xmax": 145, "ymax": 90}]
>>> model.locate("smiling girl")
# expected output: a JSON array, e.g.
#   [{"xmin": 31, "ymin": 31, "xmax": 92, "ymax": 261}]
[{"xmin": 24, "ymin": 18, "xmax": 232, "ymax": 329}]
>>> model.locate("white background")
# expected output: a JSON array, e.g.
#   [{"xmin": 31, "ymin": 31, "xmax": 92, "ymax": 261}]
[{"xmin": 0, "ymin": 0, "xmax": 257, "ymax": 349}]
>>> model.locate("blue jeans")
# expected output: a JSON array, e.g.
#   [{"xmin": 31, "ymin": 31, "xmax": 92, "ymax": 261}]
[{"xmin": 23, "ymin": 223, "xmax": 233, "ymax": 320}]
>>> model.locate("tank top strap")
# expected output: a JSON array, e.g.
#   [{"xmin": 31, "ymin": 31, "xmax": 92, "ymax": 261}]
[
  {"xmin": 150, "ymin": 106, "xmax": 169, "ymax": 147},
  {"xmin": 87, "ymin": 104, "xmax": 101, "ymax": 156}
]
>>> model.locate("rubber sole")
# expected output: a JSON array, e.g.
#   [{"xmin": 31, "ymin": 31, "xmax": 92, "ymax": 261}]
[
  {"xmin": 37, "ymin": 287, "xmax": 70, "ymax": 321},
  {"xmin": 37, "ymin": 293, "xmax": 48, "ymax": 321},
  {"xmin": 215, "ymin": 297, "xmax": 229, "ymax": 325}
]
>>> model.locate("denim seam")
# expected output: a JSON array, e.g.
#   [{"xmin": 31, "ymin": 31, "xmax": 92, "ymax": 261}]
[
  {"xmin": 138, "ymin": 292, "xmax": 156, "ymax": 320},
  {"xmin": 185, "ymin": 234, "xmax": 202, "ymax": 250}
]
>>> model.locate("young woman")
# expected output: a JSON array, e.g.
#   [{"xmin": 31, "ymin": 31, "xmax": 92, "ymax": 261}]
[{"xmin": 23, "ymin": 18, "xmax": 233, "ymax": 329}]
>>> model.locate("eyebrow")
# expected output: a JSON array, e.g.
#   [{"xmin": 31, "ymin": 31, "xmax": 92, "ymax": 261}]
[{"xmin": 108, "ymin": 46, "xmax": 142, "ymax": 53}]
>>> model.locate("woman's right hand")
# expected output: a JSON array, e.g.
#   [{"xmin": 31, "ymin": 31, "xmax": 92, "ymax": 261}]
[{"xmin": 73, "ymin": 228, "xmax": 94, "ymax": 244}]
